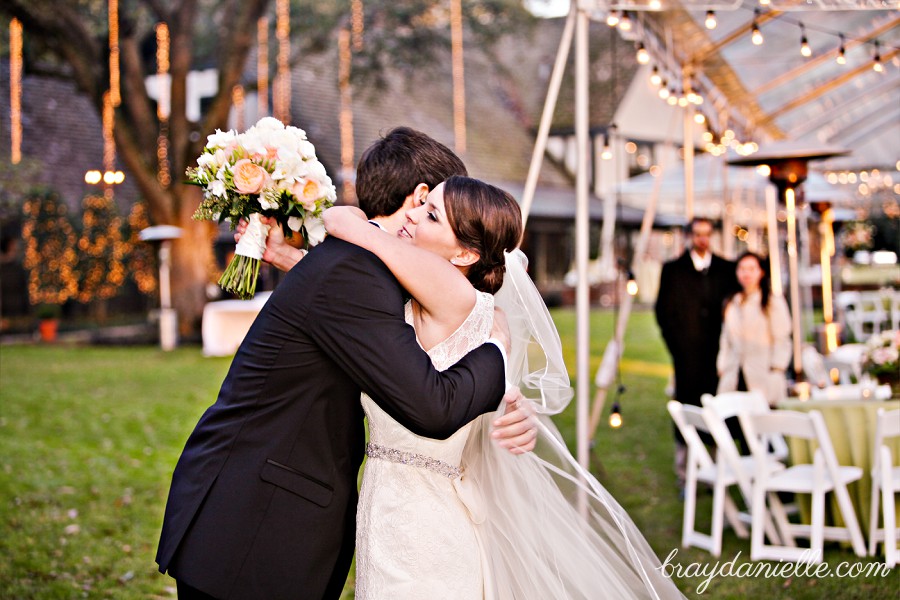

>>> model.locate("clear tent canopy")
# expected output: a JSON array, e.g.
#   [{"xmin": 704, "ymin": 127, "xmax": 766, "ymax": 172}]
[{"xmin": 579, "ymin": 0, "xmax": 899, "ymax": 205}]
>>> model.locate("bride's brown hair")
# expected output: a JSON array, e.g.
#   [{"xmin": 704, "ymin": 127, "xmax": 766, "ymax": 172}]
[{"xmin": 443, "ymin": 176, "xmax": 523, "ymax": 294}]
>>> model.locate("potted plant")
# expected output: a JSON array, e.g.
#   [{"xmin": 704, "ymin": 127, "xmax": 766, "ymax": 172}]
[{"xmin": 35, "ymin": 303, "xmax": 62, "ymax": 342}]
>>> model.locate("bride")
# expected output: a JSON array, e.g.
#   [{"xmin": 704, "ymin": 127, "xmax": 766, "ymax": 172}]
[{"xmin": 323, "ymin": 175, "xmax": 684, "ymax": 599}]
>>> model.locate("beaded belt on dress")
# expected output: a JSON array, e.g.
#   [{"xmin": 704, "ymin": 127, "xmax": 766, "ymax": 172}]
[{"xmin": 365, "ymin": 442, "xmax": 461, "ymax": 479}]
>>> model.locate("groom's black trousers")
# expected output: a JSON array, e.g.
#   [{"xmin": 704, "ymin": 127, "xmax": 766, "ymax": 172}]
[{"xmin": 177, "ymin": 580, "xmax": 220, "ymax": 600}]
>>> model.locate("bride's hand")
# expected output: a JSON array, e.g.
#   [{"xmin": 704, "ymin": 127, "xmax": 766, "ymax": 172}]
[
  {"xmin": 322, "ymin": 205, "xmax": 367, "ymax": 238},
  {"xmin": 492, "ymin": 387, "xmax": 537, "ymax": 455}
]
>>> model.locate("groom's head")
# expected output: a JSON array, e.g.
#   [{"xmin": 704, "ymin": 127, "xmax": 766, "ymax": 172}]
[{"xmin": 356, "ymin": 127, "xmax": 467, "ymax": 224}]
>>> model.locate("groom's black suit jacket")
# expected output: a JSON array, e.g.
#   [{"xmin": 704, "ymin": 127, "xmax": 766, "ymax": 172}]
[{"xmin": 156, "ymin": 237, "xmax": 505, "ymax": 599}]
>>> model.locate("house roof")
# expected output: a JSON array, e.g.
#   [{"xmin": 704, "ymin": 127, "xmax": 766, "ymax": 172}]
[{"xmin": 0, "ymin": 62, "xmax": 140, "ymax": 213}]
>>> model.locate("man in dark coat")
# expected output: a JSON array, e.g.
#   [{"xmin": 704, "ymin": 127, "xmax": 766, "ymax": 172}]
[
  {"xmin": 655, "ymin": 217, "xmax": 739, "ymax": 490},
  {"xmin": 157, "ymin": 128, "xmax": 533, "ymax": 600}
]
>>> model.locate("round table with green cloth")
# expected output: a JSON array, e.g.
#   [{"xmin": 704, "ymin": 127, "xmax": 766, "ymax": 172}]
[{"xmin": 777, "ymin": 397, "xmax": 900, "ymax": 543}]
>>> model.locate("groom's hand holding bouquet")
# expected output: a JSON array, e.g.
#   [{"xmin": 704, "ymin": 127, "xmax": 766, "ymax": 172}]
[{"xmin": 188, "ymin": 117, "xmax": 336, "ymax": 299}]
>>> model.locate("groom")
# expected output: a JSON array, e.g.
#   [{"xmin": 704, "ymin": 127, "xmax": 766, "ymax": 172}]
[{"xmin": 157, "ymin": 128, "xmax": 533, "ymax": 600}]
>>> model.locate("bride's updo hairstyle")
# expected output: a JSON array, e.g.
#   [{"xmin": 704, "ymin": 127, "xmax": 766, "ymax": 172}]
[{"xmin": 443, "ymin": 176, "xmax": 523, "ymax": 294}]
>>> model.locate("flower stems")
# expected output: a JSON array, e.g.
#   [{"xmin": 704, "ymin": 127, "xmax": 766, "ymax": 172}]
[{"xmin": 218, "ymin": 254, "xmax": 262, "ymax": 299}]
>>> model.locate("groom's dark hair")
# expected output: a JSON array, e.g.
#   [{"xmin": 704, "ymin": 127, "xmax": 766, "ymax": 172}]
[{"xmin": 355, "ymin": 127, "xmax": 467, "ymax": 218}]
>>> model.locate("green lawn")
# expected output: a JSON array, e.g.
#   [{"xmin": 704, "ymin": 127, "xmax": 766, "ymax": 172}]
[{"xmin": 1, "ymin": 309, "xmax": 897, "ymax": 599}]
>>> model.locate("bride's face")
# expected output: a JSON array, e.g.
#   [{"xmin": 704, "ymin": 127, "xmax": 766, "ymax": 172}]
[{"xmin": 399, "ymin": 183, "xmax": 465, "ymax": 262}]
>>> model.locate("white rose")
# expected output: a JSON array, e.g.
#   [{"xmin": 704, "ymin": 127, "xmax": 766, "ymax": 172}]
[
  {"xmin": 306, "ymin": 160, "xmax": 328, "ymax": 181},
  {"xmin": 196, "ymin": 152, "xmax": 216, "ymax": 168},
  {"xmin": 304, "ymin": 215, "xmax": 327, "ymax": 246},
  {"xmin": 255, "ymin": 117, "xmax": 285, "ymax": 131},
  {"xmin": 206, "ymin": 128, "xmax": 237, "ymax": 149},
  {"xmin": 298, "ymin": 140, "xmax": 317, "ymax": 159},
  {"xmin": 287, "ymin": 216, "xmax": 303, "ymax": 232}
]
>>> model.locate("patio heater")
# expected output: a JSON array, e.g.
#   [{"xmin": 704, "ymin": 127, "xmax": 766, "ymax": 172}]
[
  {"xmin": 139, "ymin": 225, "xmax": 183, "ymax": 351},
  {"xmin": 729, "ymin": 143, "xmax": 849, "ymax": 378}
]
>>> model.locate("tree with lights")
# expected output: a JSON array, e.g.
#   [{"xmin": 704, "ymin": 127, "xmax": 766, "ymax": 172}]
[
  {"xmin": 3, "ymin": 0, "xmax": 531, "ymax": 332},
  {"xmin": 75, "ymin": 193, "xmax": 127, "ymax": 305},
  {"xmin": 21, "ymin": 189, "xmax": 79, "ymax": 311}
]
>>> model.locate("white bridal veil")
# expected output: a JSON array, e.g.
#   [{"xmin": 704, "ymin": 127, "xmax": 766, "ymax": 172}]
[{"xmin": 461, "ymin": 249, "xmax": 685, "ymax": 600}]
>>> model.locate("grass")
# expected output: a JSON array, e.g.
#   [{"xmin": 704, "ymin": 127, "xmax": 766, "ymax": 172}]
[{"xmin": 1, "ymin": 308, "xmax": 897, "ymax": 599}]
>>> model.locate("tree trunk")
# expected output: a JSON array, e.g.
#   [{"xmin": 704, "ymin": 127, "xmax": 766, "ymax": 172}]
[{"xmin": 171, "ymin": 186, "xmax": 215, "ymax": 337}]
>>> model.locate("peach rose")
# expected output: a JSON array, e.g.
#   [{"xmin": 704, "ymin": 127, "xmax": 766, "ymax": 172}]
[
  {"xmin": 232, "ymin": 159, "xmax": 268, "ymax": 194},
  {"xmin": 292, "ymin": 178, "xmax": 322, "ymax": 211}
]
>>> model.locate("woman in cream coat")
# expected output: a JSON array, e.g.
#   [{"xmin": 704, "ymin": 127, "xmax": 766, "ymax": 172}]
[{"xmin": 717, "ymin": 252, "xmax": 792, "ymax": 452}]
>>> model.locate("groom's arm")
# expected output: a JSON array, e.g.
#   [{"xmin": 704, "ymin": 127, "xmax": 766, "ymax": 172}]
[{"xmin": 306, "ymin": 251, "xmax": 505, "ymax": 440}]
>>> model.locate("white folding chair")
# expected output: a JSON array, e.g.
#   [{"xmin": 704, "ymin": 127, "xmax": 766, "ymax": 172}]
[
  {"xmin": 868, "ymin": 408, "xmax": 900, "ymax": 567},
  {"xmin": 740, "ymin": 409, "xmax": 868, "ymax": 563},
  {"xmin": 701, "ymin": 391, "xmax": 789, "ymax": 462},
  {"xmin": 667, "ymin": 400, "xmax": 749, "ymax": 556},
  {"xmin": 700, "ymin": 392, "xmax": 790, "ymax": 545}
]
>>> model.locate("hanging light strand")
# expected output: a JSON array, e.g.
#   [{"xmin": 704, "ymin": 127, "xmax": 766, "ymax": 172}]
[
  {"xmin": 351, "ymin": 0, "xmax": 364, "ymax": 52},
  {"xmin": 275, "ymin": 0, "xmax": 291, "ymax": 123},
  {"xmin": 102, "ymin": 90, "xmax": 116, "ymax": 199},
  {"xmin": 338, "ymin": 27, "xmax": 355, "ymax": 203},
  {"xmin": 108, "ymin": 0, "xmax": 121, "ymax": 106},
  {"xmin": 257, "ymin": 17, "xmax": 269, "ymax": 119},
  {"xmin": 450, "ymin": 0, "xmax": 466, "ymax": 154},
  {"xmin": 799, "ymin": 23, "xmax": 811, "ymax": 58},
  {"xmin": 232, "ymin": 85, "xmax": 246, "ymax": 133},
  {"xmin": 156, "ymin": 22, "xmax": 170, "ymax": 187},
  {"xmin": 9, "ymin": 18, "xmax": 23, "ymax": 165}
]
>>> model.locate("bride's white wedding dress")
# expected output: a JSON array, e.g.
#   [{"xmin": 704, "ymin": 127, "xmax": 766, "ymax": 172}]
[
  {"xmin": 355, "ymin": 291, "xmax": 494, "ymax": 599},
  {"xmin": 355, "ymin": 251, "xmax": 685, "ymax": 600}
]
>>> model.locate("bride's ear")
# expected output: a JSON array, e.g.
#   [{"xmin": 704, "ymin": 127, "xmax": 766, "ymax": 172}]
[{"xmin": 450, "ymin": 248, "xmax": 479, "ymax": 268}]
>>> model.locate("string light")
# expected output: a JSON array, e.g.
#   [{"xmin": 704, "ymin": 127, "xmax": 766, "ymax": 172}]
[
  {"xmin": 799, "ymin": 24, "xmax": 811, "ymax": 58},
  {"xmin": 751, "ymin": 12, "xmax": 764, "ymax": 46},
  {"xmin": 108, "ymin": 0, "xmax": 120, "ymax": 106},
  {"xmin": 275, "ymin": 0, "xmax": 291, "ymax": 123},
  {"xmin": 705, "ymin": 11, "xmax": 717, "ymax": 30},
  {"xmin": 338, "ymin": 27, "xmax": 356, "ymax": 203},
  {"xmin": 658, "ymin": 83, "xmax": 670, "ymax": 99},
  {"xmin": 601, "ymin": 134, "xmax": 612, "ymax": 160},
  {"xmin": 666, "ymin": 88, "xmax": 678, "ymax": 105},
  {"xmin": 694, "ymin": 112, "xmax": 706, "ymax": 124},
  {"xmin": 450, "ymin": 0, "xmax": 467, "ymax": 154},
  {"xmin": 649, "ymin": 66, "xmax": 662, "ymax": 87},
  {"xmin": 351, "ymin": 0, "xmax": 364, "ymax": 52},
  {"xmin": 76, "ymin": 193, "xmax": 126, "ymax": 303},
  {"xmin": 836, "ymin": 34, "xmax": 846, "ymax": 65},
  {"xmin": 873, "ymin": 40, "xmax": 884, "ymax": 73},
  {"xmin": 102, "ymin": 90, "xmax": 116, "ymax": 200},
  {"xmin": 606, "ymin": 10, "xmax": 620, "ymax": 27},
  {"xmin": 609, "ymin": 401, "xmax": 622, "ymax": 428},
  {"xmin": 9, "ymin": 18, "xmax": 22, "ymax": 165},
  {"xmin": 619, "ymin": 12, "xmax": 632, "ymax": 32},
  {"xmin": 636, "ymin": 43, "xmax": 649, "ymax": 65},
  {"xmin": 156, "ymin": 22, "xmax": 170, "ymax": 187},
  {"xmin": 22, "ymin": 190, "xmax": 78, "ymax": 306},
  {"xmin": 257, "ymin": 17, "xmax": 269, "ymax": 119},
  {"xmin": 232, "ymin": 85, "xmax": 245, "ymax": 132},
  {"xmin": 648, "ymin": 0, "xmax": 661, "ymax": 10}
]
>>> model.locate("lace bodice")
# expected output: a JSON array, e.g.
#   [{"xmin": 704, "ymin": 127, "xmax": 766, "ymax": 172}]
[
  {"xmin": 355, "ymin": 290, "xmax": 495, "ymax": 599},
  {"xmin": 361, "ymin": 291, "xmax": 495, "ymax": 465}
]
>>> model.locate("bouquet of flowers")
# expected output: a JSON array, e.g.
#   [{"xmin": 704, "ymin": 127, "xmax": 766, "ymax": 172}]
[
  {"xmin": 839, "ymin": 220, "xmax": 875, "ymax": 254},
  {"xmin": 862, "ymin": 329, "xmax": 900, "ymax": 393},
  {"xmin": 188, "ymin": 117, "xmax": 336, "ymax": 299}
]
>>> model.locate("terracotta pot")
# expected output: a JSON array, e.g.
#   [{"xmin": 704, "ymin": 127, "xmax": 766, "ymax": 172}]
[{"xmin": 38, "ymin": 318, "xmax": 58, "ymax": 342}]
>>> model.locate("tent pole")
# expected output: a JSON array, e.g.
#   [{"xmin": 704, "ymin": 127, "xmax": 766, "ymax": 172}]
[
  {"xmin": 521, "ymin": 8, "xmax": 576, "ymax": 227},
  {"xmin": 574, "ymin": 5, "xmax": 591, "ymax": 500}
]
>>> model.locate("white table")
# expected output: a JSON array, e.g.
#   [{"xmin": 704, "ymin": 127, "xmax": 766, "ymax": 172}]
[{"xmin": 201, "ymin": 291, "xmax": 272, "ymax": 357}]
